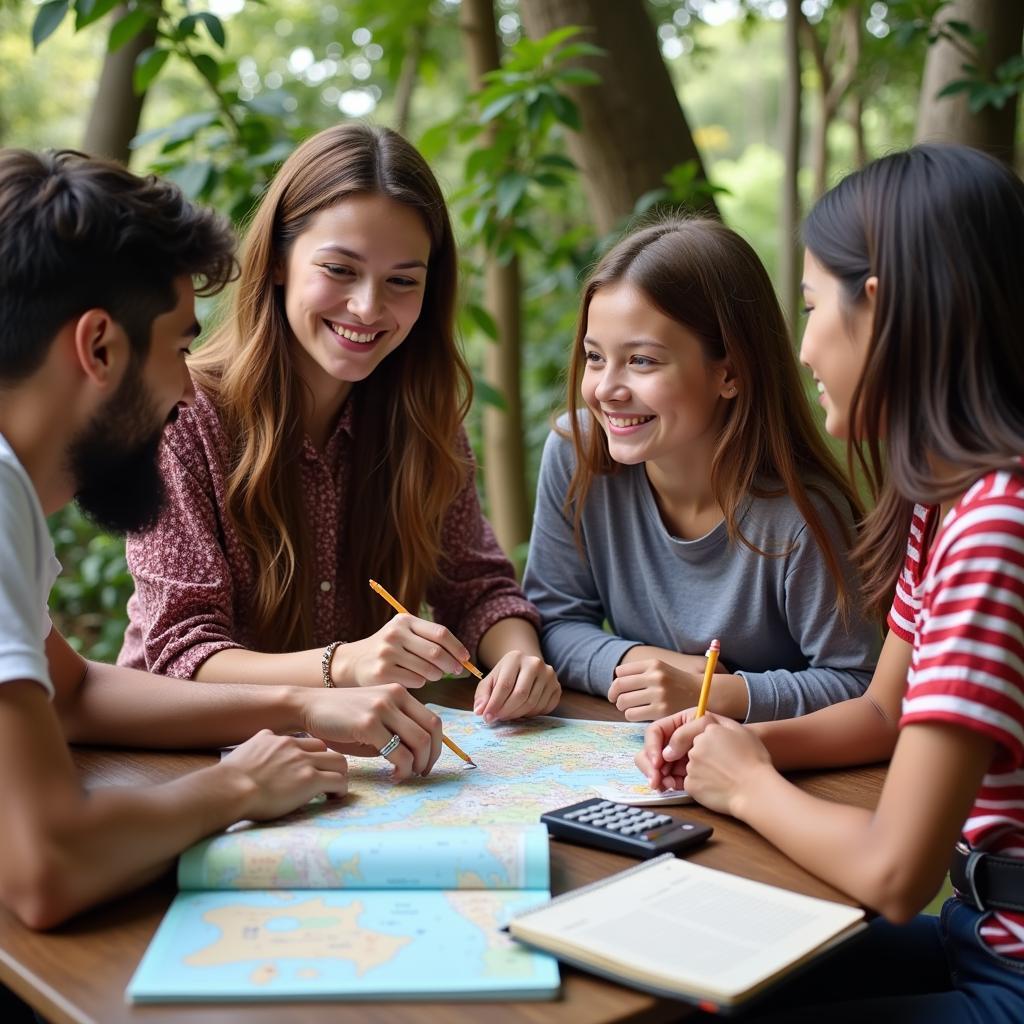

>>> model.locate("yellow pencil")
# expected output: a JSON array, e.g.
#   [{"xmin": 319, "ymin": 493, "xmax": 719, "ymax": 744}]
[
  {"xmin": 694, "ymin": 638, "xmax": 721, "ymax": 719},
  {"xmin": 368, "ymin": 579, "xmax": 478, "ymax": 768}
]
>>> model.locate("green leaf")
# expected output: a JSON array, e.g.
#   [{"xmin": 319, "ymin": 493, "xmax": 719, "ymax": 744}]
[
  {"xmin": 418, "ymin": 120, "xmax": 452, "ymax": 159},
  {"xmin": 133, "ymin": 46, "xmax": 170, "ymax": 94},
  {"xmin": 166, "ymin": 160, "xmax": 213, "ymax": 198},
  {"xmin": 244, "ymin": 141, "xmax": 295, "ymax": 169},
  {"xmin": 537, "ymin": 153, "xmax": 576, "ymax": 170},
  {"xmin": 549, "ymin": 92, "xmax": 581, "ymax": 130},
  {"xmin": 944, "ymin": 20, "xmax": 973, "ymax": 38},
  {"xmin": 534, "ymin": 24, "xmax": 588, "ymax": 52},
  {"xmin": 526, "ymin": 94, "xmax": 551, "ymax": 134},
  {"xmin": 193, "ymin": 52, "xmax": 221, "ymax": 87},
  {"xmin": 633, "ymin": 187, "xmax": 670, "ymax": 216},
  {"xmin": 195, "ymin": 12, "xmax": 226, "ymax": 48},
  {"xmin": 479, "ymin": 92, "xmax": 518, "ymax": 124},
  {"xmin": 76, "ymin": 0, "xmax": 121, "ymax": 31},
  {"xmin": 464, "ymin": 303, "xmax": 499, "ymax": 341},
  {"xmin": 31, "ymin": 0, "xmax": 68, "ymax": 50},
  {"xmin": 936, "ymin": 79, "xmax": 972, "ymax": 99},
  {"xmin": 473, "ymin": 378, "xmax": 508, "ymax": 411},
  {"xmin": 465, "ymin": 146, "xmax": 501, "ymax": 180},
  {"xmin": 130, "ymin": 110, "xmax": 219, "ymax": 150},
  {"xmin": 533, "ymin": 171, "xmax": 566, "ymax": 188},
  {"xmin": 109, "ymin": 9, "xmax": 154, "ymax": 53},
  {"xmin": 554, "ymin": 42, "xmax": 606, "ymax": 62},
  {"xmin": 495, "ymin": 173, "xmax": 528, "ymax": 219},
  {"xmin": 553, "ymin": 67, "xmax": 601, "ymax": 86},
  {"xmin": 176, "ymin": 13, "xmax": 200, "ymax": 41},
  {"xmin": 244, "ymin": 93, "xmax": 290, "ymax": 117}
]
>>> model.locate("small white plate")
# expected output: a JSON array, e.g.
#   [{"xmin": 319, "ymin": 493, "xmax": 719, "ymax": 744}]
[{"xmin": 594, "ymin": 785, "xmax": 693, "ymax": 806}]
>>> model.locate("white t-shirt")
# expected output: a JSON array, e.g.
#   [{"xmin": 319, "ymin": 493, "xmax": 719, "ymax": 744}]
[{"xmin": 0, "ymin": 432, "xmax": 60, "ymax": 697}]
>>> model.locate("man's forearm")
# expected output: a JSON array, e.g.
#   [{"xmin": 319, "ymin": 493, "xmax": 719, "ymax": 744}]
[
  {"xmin": 60, "ymin": 660, "xmax": 305, "ymax": 748},
  {"xmin": 29, "ymin": 762, "xmax": 251, "ymax": 928}
]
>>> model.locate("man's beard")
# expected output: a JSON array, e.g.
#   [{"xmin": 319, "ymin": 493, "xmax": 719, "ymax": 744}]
[{"xmin": 68, "ymin": 361, "xmax": 176, "ymax": 536}]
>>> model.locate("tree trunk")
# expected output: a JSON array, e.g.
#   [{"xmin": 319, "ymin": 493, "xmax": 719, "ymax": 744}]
[
  {"xmin": 519, "ymin": 0, "xmax": 717, "ymax": 233},
  {"xmin": 393, "ymin": 21, "xmax": 427, "ymax": 137},
  {"xmin": 848, "ymin": 89, "xmax": 867, "ymax": 168},
  {"xmin": 915, "ymin": 0, "xmax": 1024, "ymax": 164},
  {"xmin": 459, "ymin": 0, "xmax": 531, "ymax": 560},
  {"xmin": 779, "ymin": 0, "xmax": 802, "ymax": 338},
  {"xmin": 802, "ymin": 4, "xmax": 861, "ymax": 199},
  {"xmin": 82, "ymin": 5, "xmax": 159, "ymax": 165}
]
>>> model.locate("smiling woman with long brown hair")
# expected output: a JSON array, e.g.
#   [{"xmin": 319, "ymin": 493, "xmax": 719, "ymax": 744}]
[
  {"xmin": 524, "ymin": 217, "xmax": 879, "ymax": 723},
  {"xmin": 118, "ymin": 122, "xmax": 560, "ymax": 723}
]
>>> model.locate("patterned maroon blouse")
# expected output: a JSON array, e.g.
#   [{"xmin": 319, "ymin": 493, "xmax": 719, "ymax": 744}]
[{"xmin": 118, "ymin": 384, "xmax": 539, "ymax": 678}]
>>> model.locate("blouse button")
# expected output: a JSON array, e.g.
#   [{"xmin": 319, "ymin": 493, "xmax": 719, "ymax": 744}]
[{"xmin": 320, "ymin": 580, "xmax": 332, "ymax": 592}]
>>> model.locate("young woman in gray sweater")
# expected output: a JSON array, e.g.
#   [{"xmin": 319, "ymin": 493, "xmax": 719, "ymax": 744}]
[{"xmin": 523, "ymin": 218, "xmax": 879, "ymax": 723}]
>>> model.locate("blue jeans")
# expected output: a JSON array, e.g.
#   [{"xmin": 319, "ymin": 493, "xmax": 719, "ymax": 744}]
[{"xmin": 734, "ymin": 897, "xmax": 1024, "ymax": 1022}]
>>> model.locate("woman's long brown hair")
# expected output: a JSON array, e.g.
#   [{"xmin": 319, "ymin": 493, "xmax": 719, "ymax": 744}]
[
  {"xmin": 189, "ymin": 123, "xmax": 471, "ymax": 649},
  {"xmin": 803, "ymin": 144, "xmax": 1024, "ymax": 617},
  {"xmin": 564, "ymin": 217, "xmax": 863, "ymax": 620}
]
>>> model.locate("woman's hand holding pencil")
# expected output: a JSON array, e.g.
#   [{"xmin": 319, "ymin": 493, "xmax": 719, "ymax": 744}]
[
  {"xmin": 329, "ymin": 588, "xmax": 474, "ymax": 690},
  {"xmin": 634, "ymin": 640, "xmax": 725, "ymax": 791}
]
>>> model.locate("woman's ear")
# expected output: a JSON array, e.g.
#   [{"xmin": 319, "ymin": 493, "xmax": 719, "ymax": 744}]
[
  {"xmin": 719, "ymin": 361, "xmax": 739, "ymax": 400},
  {"xmin": 864, "ymin": 275, "xmax": 878, "ymax": 308}
]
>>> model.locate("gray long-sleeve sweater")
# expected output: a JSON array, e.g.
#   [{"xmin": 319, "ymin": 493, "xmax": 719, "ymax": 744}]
[{"xmin": 523, "ymin": 427, "xmax": 880, "ymax": 723}]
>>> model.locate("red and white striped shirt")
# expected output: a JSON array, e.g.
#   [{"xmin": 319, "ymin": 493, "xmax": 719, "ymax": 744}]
[{"xmin": 890, "ymin": 467, "xmax": 1024, "ymax": 958}]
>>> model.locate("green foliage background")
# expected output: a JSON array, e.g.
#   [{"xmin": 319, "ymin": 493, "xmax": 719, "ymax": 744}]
[{"xmin": 7, "ymin": 0, "xmax": 1015, "ymax": 661}]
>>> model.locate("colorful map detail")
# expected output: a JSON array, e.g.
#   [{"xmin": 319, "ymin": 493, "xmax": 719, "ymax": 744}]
[
  {"xmin": 128, "ymin": 889, "xmax": 557, "ymax": 1001},
  {"xmin": 283, "ymin": 705, "xmax": 649, "ymax": 832},
  {"xmin": 129, "ymin": 709, "xmax": 646, "ymax": 1003},
  {"xmin": 179, "ymin": 824, "xmax": 550, "ymax": 891}
]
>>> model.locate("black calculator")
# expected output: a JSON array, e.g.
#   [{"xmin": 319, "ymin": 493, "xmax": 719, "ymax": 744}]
[{"xmin": 541, "ymin": 797, "xmax": 713, "ymax": 859}]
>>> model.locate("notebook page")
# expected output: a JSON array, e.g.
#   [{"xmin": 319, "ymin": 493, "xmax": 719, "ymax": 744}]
[{"xmin": 513, "ymin": 857, "xmax": 863, "ymax": 998}]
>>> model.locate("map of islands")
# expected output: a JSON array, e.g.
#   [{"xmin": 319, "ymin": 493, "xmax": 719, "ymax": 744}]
[
  {"xmin": 129, "ymin": 709, "xmax": 645, "ymax": 1002},
  {"xmin": 129, "ymin": 888, "xmax": 556, "ymax": 1001}
]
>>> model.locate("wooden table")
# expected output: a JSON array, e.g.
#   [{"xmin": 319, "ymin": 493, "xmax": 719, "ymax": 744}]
[{"xmin": 0, "ymin": 682, "xmax": 884, "ymax": 1024}]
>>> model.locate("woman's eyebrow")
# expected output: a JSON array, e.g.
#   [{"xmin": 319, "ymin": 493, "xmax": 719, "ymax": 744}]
[{"xmin": 313, "ymin": 244, "xmax": 427, "ymax": 270}]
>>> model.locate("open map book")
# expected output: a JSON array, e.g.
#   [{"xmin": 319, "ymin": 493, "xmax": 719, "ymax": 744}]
[
  {"xmin": 127, "ymin": 824, "xmax": 558, "ymax": 1002},
  {"xmin": 128, "ymin": 705, "xmax": 654, "ymax": 1002}
]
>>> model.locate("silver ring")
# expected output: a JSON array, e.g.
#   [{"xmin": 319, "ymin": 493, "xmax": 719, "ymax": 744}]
[{"xmin": 378, "ymin": 733, "xmax": 401, "ymax": 759}]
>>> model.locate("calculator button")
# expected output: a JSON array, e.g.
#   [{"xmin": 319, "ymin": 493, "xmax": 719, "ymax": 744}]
[
  {"xmin": 642, "ymin": 823, "xmax": 682, "ymax": 840},
  {"xmin": 595, "ymin": 801, "xmax": 613, "ymax": 809}
]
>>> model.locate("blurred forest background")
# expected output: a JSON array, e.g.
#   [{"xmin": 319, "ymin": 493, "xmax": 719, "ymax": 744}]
[{"xmin": 1, "ymin": 0, "xmax": 1021, "ymax": 661}]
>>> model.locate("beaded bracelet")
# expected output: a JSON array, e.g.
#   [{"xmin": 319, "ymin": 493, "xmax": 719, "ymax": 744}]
[{"xmin": 321, "ymin": 640, "xmax": 344, "ymax": 688}]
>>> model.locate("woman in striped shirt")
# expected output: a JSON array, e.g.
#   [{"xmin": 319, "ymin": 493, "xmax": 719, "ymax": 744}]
[{"xmin": 636, "ymin": 144, "xmax": 1024, "ymax": 1021}]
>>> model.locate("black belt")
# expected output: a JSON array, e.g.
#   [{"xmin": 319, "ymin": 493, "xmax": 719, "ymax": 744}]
[{"xmin": 951, "ymin": 841, "xmax": 1024, "ymax": 913}]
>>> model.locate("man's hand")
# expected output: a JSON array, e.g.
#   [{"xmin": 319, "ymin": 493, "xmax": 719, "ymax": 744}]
[
  {"xmin": 220, "ymin": 730, "xmax": 348, "ymax": 820},
  {"xmin": 300, "ymin": 684, "xmax": 443, "ymax": 780},
  {"xmin": 332, "ymin": 614, "xmax": 470, "ymax": 688},
  {"xmin": 473, "ymin": 652, "xmax": 561, "ymax": 723},
  {"xmin": 609, "ymin": 659, "xmax": 702, "ymax": 721}
]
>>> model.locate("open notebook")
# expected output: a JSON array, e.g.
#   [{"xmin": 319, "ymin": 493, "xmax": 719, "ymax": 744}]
[
  {"xmin": 127, "ymin": 824, "xmax": 559, "ymax": 1002},
  {"xmin": 507, "ymin": 854, "xmax": 866, "ymax": 1013}
]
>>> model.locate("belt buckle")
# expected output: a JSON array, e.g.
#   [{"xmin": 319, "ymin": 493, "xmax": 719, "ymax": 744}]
[{"xmin": 956, "ymin": 840, "xmax": 988, "ymax": 912}]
